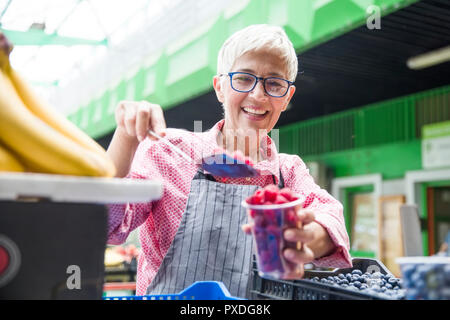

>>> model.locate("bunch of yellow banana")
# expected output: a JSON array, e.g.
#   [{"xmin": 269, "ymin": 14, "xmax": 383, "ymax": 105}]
[
  {"xmin": 0, "ymin": 143, "xmax": 25, "ymax": 172},
  {"xmin": 0, "ymin": 35, "xmax": 116, "ymax": 177}
]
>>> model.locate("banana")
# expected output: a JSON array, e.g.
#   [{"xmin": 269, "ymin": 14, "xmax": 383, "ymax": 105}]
[
  {"xmin": 0, "ymin": 56, "xmax": 116, "ymax": 177},
  {"xmin": 0, "ymin": 142, "xmax": 25, "ymax": 172},
  {"xmin": 0, "ymin": 65, "xmax": 115, "ymax": 177}
]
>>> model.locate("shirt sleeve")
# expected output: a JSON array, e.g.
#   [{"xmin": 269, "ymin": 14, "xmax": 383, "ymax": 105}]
[
  {"xmin": 281, "ymin": 154, "xmax": 352, "ymax": 268},
  {"xmin": 106, "ymin": 139, "xmax": 162, "ymax": 245}
]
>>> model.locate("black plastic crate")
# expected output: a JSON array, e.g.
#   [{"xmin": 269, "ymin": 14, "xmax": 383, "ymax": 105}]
[{"xmin": 250, "ymin": 258, "xmax": 399, "ymax": 300}]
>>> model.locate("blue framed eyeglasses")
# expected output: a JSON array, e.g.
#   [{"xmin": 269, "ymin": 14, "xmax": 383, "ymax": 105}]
[{"xmin": 221, "ymin": 72, "xmax": 293, "ymax": 98}]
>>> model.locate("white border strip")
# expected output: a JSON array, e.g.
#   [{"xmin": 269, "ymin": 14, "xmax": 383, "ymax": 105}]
[
  {"xmin": 405, "ymin": 168, "xmax": 450, "ymax": 205},
  {"xmin": 332, "ymin": 174, "xmax": 382, "ymax": 258}
]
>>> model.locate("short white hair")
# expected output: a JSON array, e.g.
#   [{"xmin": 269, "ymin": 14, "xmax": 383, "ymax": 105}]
[{"xmin": 217, "ymin": 24, "xmax": 298, "ymax": 82}]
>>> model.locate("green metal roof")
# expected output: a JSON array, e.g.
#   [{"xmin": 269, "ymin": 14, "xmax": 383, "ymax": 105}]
[
  {"xmin": 0, "ymin": 27, "xmax": 108, "ymax": 46},
  {"xmin": 68, "ymin": 0, "xmax": 419, "ymax": 138}
]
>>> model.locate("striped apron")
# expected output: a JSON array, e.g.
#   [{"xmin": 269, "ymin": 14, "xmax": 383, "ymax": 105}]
[{"xmin": 146, "ymin": 169, "xmax": 284, "ymax": 298}]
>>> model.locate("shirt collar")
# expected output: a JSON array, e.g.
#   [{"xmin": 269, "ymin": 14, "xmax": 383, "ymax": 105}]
[{"xmin": 200, "ymin": 120, "xmax": 281, "ymax": 184}]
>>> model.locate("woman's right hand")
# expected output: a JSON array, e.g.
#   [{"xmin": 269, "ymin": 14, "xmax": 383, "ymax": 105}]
[
  {"xmin": 0, "ymin": 32, "xmax": 13, "ymax": 57},
  {"xmin": 115, "ymin": 100, "xmax": 167, "ymax": 143},
  {"xmin": 108, "ymin": 101, "xmax": 167, "ymax": 177}
]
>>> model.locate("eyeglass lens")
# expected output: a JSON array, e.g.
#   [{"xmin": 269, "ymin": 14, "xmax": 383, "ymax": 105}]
[{"xmin": 231, "ymin": 73, "xmax": 289, "ymax": 97}]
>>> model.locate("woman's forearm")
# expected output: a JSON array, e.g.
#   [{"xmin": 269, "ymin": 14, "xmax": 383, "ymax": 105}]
[{"xmin": 107, "ymin": 127, "xmax": 140, "ymax": 178}]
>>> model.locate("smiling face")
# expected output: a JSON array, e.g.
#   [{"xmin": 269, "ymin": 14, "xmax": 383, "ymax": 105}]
[{"xmin": 213, "ymin": 49, "xmax": 296, "ymax": 135}]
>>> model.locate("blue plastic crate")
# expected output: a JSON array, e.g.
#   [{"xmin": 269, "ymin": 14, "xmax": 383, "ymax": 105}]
[{"xmin": 104, "ymin": 281, "xmax": 244, "ymax": 300}]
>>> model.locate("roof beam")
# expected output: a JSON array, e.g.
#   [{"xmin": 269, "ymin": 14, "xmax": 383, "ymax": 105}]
[
  {"xmin": 0, "ymin": 27, "xmax": 107, "ymax": 46},
  {"xmin": 0, "ymin": 0, "xmax": 13, "ymax": 24}
]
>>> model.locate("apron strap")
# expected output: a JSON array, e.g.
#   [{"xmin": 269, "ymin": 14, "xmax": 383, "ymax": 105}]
[
  {"xmin": 273, "ymin": 170, "xmax": 285, "ymax": 189},
  {"xmin": 192, "ymin": 169, "xmax": 217, "ymax": 182}
]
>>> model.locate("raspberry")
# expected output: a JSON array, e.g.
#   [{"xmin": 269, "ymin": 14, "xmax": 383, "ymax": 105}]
[
  {"xmin": 263, "ymin": 185, "xmax": 278, "ymax": 202},
  {"xmin": 249, "ymin": 209, "xmax": 258, "ymax": 218},
  {"xmin": 279, "ymin": 188, "xmax": 293, "ymax": 201},
  {"xmin": 263, "ymin": 209, "xmax": 277, "ymax": 225},
  {"xmin": 244, "ymin": 158, "xmax": 254, "ymax": 166},
  {"xmin": 285, "ymin": 209, "xmax": 298, "ymax": 227},
  {"xmin": 274, "ymin": 194, "xmax": 289, "ymax": 204},
  {"xmin": 246, "ymin": 189, "xmax": 264, "ymax": 205},
  {"xmin": 253, "ymin": 215, "xmax": 267, "ymax": 228}
]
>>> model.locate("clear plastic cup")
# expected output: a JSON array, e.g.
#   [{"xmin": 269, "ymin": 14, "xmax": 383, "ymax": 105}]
[
  {"xmin": 396, "ymin": 256, "xmax": 450, "ymax": 300},
  {"xmin": 242, "ymin": 196, "xmax": 304, "ymax": 279}
]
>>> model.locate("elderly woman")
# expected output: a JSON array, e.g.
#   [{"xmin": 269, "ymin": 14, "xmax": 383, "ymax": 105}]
[{"xmin": 107, "ymin": 24, "xmax": 351, "ymax": 298}]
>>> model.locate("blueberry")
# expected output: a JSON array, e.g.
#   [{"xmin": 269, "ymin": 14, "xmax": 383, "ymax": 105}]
[
  {"xmin": 341, "ymin": 284, "xmax": 348, "ymax": 288},
  {"xmin": 444, "ymin": 265, "xmax": 450, "ymax": 281},
  {"xmin": 416, "ymin": 265, "xmax": 431, "ymax": 277},
  {"xmin": 385, "ymin": 283, "xmax": 393, "ymax": 290},
  {"xmin": 320, "ymin": 278, "xmax": 328, "ymax": 283},
  {"xmin": 428, "ymin": 290, "xmax": 439, "ymax": 300},
  {"xmin": 411, "ymin": 272, "xmax": 421, "ymax": 284},
  {"xmin": 312, "ymin": 277, "xmax": 320, "ymax": 282},
  {"xmin": 415, "ymin": 279, "xmax": 426, "ymax": 290},
  {"xmin": 333, "ymin": 276, "xmax": 340, "ymax": 283},
  {"xmin": 360, "ymin": 284, "xmax": 368, "ymax": 290},
  {"xmin": 372, "ymin": 285, "xmax": 382, "ymax": 292},
  {"xmin": 352, "ymin": 275, "xmax": 361, "ymax": 283},
  {"xmin": 353, "ymin": 281, "xmax": 362, "ymax": 288},
  {"xmin": 327, "ymin": 276, "xmax": 334, "ymax": 282},
  {"xmin": 406, "ymin": 288, "xmax": 420, "ymax": 300},
  {"xmin": 383, "ymin": 273, "xmax": 393, "ymax": 280},
  {"xmin": 401, "ymin": 264, "xmax": 416, "ymax": 279},
  {"xmin": 352, "ymin": 269, "xmax": 363, "ymax": 276},
  {"xmin": 372, "ymin": 272, "xmax": 383, "ymax": 279},
  {"xmin": 341, "ymin": 279, "xmax": 349, "ymax": 285},
  {"xmin": 338, "ymin": 273, "xmax": 345, "ymax": 280},
  {"xmin": 372, "ymin": 279, "xmax": 384, "ymax": 287},
  {"xmin": 388, "ymin": 277, "xmax": 398, "ymax": 286}
]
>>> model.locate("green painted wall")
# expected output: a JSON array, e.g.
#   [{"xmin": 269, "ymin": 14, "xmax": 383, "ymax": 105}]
[
  {"xmin": 302, "ymin": 140, "xmax": 422, "ymax": 179},
  {"xmin": 277, "ymin": 84, "xmax": 450, "ymax": 179}
]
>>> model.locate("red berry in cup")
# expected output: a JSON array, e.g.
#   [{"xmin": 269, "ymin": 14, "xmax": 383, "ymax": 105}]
[
  {"xmin": 274, "ymin": 194, "xmax": 289, "ymax": 204},
  {"xmin": 253, "ymin": 215, "xmax": 267, "ymax": 228},
  {"xmin": 279, "ymin": 187, "xmax": 294, "ymax": 201},
  {"xmin": 244, "ymin": 184, "xmax": 302, "ymax": 278},
  {"xmin": 285, "ymin": 208, "xmax": 298, "ymax": 227},
  {"xmin": 263, "ymin": 185, "xmax": 278, "ymax": 202}
]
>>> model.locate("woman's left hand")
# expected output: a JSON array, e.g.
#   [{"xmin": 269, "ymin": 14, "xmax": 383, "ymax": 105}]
[
  {"xmin": 242, "ymin": 209, "xmax": 322, "ymax": 280},
  {"xmin": 280, "ymin": 209, "xmax": 316, "ymax": 279}
]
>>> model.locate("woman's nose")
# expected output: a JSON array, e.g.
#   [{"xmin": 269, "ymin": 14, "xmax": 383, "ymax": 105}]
[{"xmin": 249, "ymin": 80, "xmax": 268, "ymax": 100}]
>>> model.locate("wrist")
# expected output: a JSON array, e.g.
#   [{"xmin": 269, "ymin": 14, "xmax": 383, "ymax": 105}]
[
  {"xmin": 115, "ymin": 126, "xmax": 140, "ymax": 147},
  {"xmin": 107, "ymin": 127, "xmax": 140, "ymax": 178},
  {"xmin": 310, "ymin": 221, "xmax": 336, "ymax": 259}
]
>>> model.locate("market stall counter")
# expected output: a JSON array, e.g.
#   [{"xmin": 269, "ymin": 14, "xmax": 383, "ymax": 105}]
[{"xmin": 0, "ymin": 172, "xmax": 163, "ymax": 300}]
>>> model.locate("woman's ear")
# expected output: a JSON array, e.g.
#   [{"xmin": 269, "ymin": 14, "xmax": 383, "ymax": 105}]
[
  {"xmin": 282, "ymin": 85, "xmax": 296, "ymax": 112},
  {"xmin": 213, "ymin": 75, "xmax": 225, "ymax": 103}
]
